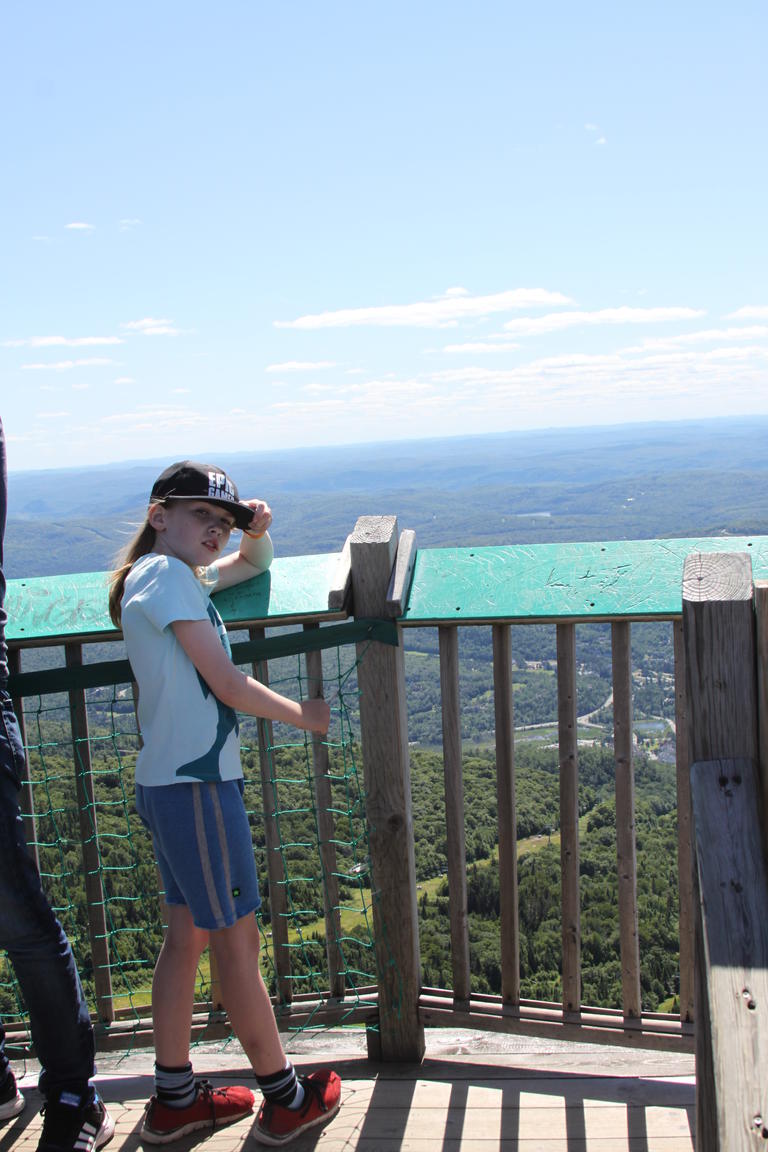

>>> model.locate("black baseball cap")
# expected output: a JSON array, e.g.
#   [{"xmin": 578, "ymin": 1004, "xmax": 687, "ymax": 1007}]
[{"xmin": 150, "ymin": 461, "xmax": 255, "ymax": 531}]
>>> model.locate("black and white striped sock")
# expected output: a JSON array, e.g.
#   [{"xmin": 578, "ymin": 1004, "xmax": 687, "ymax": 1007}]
[
  {"xmin": 154, "ymin": 1062, "xmax": 197, "ymax": 1110},
  {"xmin": 256, "ymin": 1062, "xmax": 305, "ymax": 1111}
]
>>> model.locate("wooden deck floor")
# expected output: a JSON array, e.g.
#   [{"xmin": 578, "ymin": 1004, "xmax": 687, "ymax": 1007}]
[{"xmin": 0, "ymin": 1031, "xmax": 695, "ymax": 1152}]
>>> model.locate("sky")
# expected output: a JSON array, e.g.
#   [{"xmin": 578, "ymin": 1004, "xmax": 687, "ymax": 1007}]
[{"xmin": 2, "ymin": 2, "xmax": 767, "ymax": 472}]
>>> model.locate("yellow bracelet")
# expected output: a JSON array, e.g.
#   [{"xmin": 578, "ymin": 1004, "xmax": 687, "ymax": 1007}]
[{"xmin": 243, "ymin": 528, "xmax": 266, "ymax": 540}]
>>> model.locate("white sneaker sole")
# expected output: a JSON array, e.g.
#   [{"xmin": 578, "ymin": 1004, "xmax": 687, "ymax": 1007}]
[
  {"xmin": 252, "ymin": 1098, "xmax": 341, "ymax": 1146},
  {"xmin": 0, "ymin": 1092, "xmax": 25, "ymax": 1122}
]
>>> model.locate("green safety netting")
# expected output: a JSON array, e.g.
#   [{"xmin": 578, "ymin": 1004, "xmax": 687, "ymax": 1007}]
[{"xmin": 2, "ymin": 620, "xmax": 400, "ymax": 1061}]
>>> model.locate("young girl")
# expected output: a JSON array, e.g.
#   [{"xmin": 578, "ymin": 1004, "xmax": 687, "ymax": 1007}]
[{"xmin": 109, "ymin": 461, "xmax": 341, "ymax": 1147}]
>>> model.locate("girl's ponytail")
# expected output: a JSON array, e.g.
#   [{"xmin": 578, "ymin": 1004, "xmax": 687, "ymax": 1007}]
[{"xmin": 108, "ymin": 518, "xmax": 157, "ymax": 627}]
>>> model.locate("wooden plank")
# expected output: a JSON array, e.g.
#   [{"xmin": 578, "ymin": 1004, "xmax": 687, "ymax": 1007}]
[
  {"xmin": 349, "ymin": 515, "xmax": 425, "ymax": 1063},
  {"xmin": 690, "ymin": 757, "xmax": 768, "ymax": 1150},
  {"xmin": 755, "ymin": 580, "xmax": 768, "ymax": 859},
  {"xmin": 673, "ymin": 620, "xmax": 695, "ymax": 1026},
  {"xmin": 438, "ymin": 626, "xmax": 471, "ymax": 1003},
  {"xmin": 611, "ymin": 622, "xmax": 641, "ymax": 1021},
  {"xmin": 6, "ymin": 552, "xmax": 348, "ymax": 644},
  {"xmin": 492, "ymin": 624, "xmax": 520, "ymax": 1006},
  {"xmin": 10, "ymin": 536, "xmax": 768, "ymax": 643},
  {"xmin": 556, "ymin": 623, "xmax": 580, "ymax": 1016},
  {"xmin": 386, "ymin": 530, "xmax": 417, "ymax": 617},
  {"xmin": 402, "ymin": 536, "xmax": 768, "ymax": 624},
  {"xmin": 64, "ymin": 642, "xmax": 114, "ymax": 1023},
  {"xmin": 682, "ymin": 552, "xmax": 759, "ymax": 1152},
  {"xmin": 304, "ymin": 627, "xmax": 345, "ymax": 999},
  {"xmin": 328, "ymin": 534, "xmax": 352, "ymax": 611},
  {"xmin": 249, "ymin": 627, "xmax": 292, "ymax": 1006}
]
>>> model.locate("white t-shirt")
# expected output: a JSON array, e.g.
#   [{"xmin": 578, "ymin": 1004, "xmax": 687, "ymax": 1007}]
[{"xmin": 122, "ymin": 553, "xmax": 243, "ymax": 786}]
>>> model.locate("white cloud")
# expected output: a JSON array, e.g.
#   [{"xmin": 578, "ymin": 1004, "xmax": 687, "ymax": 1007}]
[
  {"xmin": 624, "ymin": 326, "xmax": 768, "ymax": 352},
  {"xmin": 596, "ymin": 136, "xmax": 607, "ymax": 146},
  {"xmin": 113, "ymin": 376, "xmax": 135, "ymax": 385},
  {"xmin": 584, "ymin": 123, "xmax": 599, "ymax": 132},
  {"xmin": 121, "ymin": 317, "xmax": 181, "ymax": 336},
  {"xmin": 266, "ymin": 361, "xmax": 337, "ymax": 372},
  {"xmin": 443, "ymin": 341, "xmax": 521, "ymax": 353},
  {"xmin": 503, "ymin": 306, "xmax": 705, "ymax": 337},
  {"xmin": 3, "ymin": 335, "xmax": 123, "ymax": 348},
  {"xmin": 65, "ymin": 222, "xmax": 95, "ymax": 231},
  {"xmin": 726, "ymin": 305, "xmax": 768, "ymax": 320},
  {"xmin": 22, "ymin": 358, "xmax": 116, "ymax": 371},
  {"xmin": 275, "ymin": 288, "xmax": 573, "ymax": 330},
  {"xmin": 119, "ymin": 218, "xmax": 142, "ymax": 231}
]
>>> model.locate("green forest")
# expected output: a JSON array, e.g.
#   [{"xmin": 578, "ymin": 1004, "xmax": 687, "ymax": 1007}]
[{"xmin": 0, "ymin": 708, "xmax": 681, "ymax": 1028}]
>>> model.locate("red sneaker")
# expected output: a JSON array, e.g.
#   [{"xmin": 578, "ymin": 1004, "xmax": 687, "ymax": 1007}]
[
  {"xmin": 254, "ymin": 1070, "xmax": 341, "ymax": 1146},
  {"xmin": 140, "ymin": 1081, "xmax": 254, "ymax": 1145}
]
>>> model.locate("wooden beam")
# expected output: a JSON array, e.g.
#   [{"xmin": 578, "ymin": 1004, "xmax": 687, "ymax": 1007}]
[
  {"xmin": 304, "ymin": 627, "xmax": 345, "ymax": 999},
  {"xmin": 386, "ymin": 530, "xmax": 417, "ymax": 617},
  {"xmin": 682, "ymin": 551, "xmax": 759, "ymax": 1152},
  {"xmin": 438, "ymin": 625, "xmax": 470, "ymax": 1004},
  {"xmin": 65, "ymin": 642, "xmax": 114, "ymax": 1023},
  {"xmin": 611, "ymin": 621, "xmax": 641, "ymax": 1020},
  {"xmin": 673, "ymin": 619, "xmax": 695, "ymax": 1025},
  {"xmin": 492, "ymin": 623, "xmax": 520, "ymax": 1006},
  {"xmin": 249, "ymin": 626, "xmax": 292, "ymax": 1006},
  {"xmin": 557, "ymin": 623, "xmax": 580, "ymax": 1016},
  {"xmin": 350, "ymin": 515, "xmax": 425, "ymax": 1063},
  {"xmin": 690, "ymin": 757, "xmax": 768, "ymax": 1150}
]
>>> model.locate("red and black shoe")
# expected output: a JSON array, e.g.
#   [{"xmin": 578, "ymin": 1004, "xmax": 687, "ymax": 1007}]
[
  {"xmin": 254, "ymin": 1070, "xmax": 341, "ymax": 1146},
  {"xmin": 141, "ymin": 1081, "xmax": 254, "ymax": 1145}
]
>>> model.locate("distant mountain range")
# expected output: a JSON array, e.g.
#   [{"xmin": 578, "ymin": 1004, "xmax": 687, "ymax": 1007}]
[{"xmin": 6, "ymin": 416, "xmax": 768, "ymax": 579}]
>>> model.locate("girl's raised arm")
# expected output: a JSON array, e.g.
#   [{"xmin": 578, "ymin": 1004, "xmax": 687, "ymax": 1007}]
[{"xmin": 214, "ymin": 499, "xmax": 274, "ymax": 591}]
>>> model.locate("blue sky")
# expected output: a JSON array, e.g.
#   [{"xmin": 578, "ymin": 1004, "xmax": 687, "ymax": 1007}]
[{"xmin": 2, "ymin": 2, "xmax": 766, "ymax": 471}]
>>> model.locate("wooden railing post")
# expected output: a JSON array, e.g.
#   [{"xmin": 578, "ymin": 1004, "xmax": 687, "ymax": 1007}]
[
  {"xmin": 304, "ymin": 626, "xmax": 345, "ymax": 1000},
  {"xmin": 673, "ymin": 620, "xmax": 695, "ymax": 1025},
  {"xmin": 611, "ymin": 621, "xmax": 641, "ymax": 1022},
  {"xmin": 755, "ymin": 580, "xmax": 768, "ymax": 833},
  {"xmin": 249, "ymin": 627, "xmax": 292, "ymax": 1007},
  {"xmin": 557, "ymin": 623, "xmax": 580, "ymax": 1017},
  {"xmin": 349, "ymin": 515, "xmax": 425, "ymax": 1063},
  {"xmin": 64, "ymin": 643, "xmax": 114, "ymax": 1023},
  {"xmin": 438, "ymin": 625, "xmax": 470, "ymax": 1005},
  {"xmin": 492, "ymin": 623, "xmax": 520, "ymax": 1007},
  {"xmin": 682, "ymin": 552, "xmax": 761, "ymax": 1151}
]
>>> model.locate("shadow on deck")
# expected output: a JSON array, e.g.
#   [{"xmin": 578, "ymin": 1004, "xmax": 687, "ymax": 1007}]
[{"xmin": 1, "ymin": 1030, "xmax": 695, "ymax": 1152}]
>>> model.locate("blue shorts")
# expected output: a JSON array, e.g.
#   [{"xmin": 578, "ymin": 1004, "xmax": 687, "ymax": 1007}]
[{"xmin": 135, "ymin": 778, "xmax": 261, "ymax": 929}]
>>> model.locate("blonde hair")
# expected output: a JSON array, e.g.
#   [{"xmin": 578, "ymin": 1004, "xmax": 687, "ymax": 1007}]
[
  {"xmin": 108, "ymin": 498, "xmax": 215, "ymax": 627},
  {"xmin": 108, "ymin": 511, "xmax": 159, "ymax": 627}
]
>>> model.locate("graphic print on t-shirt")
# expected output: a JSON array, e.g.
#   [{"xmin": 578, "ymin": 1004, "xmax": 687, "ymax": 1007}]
[{"xmin": 175, "ymin": 602, "xmax": 239, "ymax": 781}]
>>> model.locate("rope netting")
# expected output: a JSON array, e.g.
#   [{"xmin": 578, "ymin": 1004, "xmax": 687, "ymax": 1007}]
[{"xmin": 2, "ymin": 623, "xmax": 399, "ymax": 1059}]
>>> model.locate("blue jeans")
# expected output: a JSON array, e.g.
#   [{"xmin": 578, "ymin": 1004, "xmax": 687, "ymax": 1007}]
[{"xmin": 0, "ymin": 691, "xmax": 95, "ymax": 1100}]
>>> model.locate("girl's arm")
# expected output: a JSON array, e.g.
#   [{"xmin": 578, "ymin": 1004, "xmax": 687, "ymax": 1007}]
[
  {"xmin": 214, "ymin": 499, "xmax": 274, "ymax": 591},
  {"xmin": 172, "ymin": 617, "xmax": 330, "ymax": 734}
]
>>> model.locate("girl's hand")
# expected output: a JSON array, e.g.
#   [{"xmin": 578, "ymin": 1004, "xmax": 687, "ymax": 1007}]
[
  {"xmin": 242, "ymin": 499, "xmax": 273, "ymax": 539},
  {"xmin": 299, "ymin": 698, "xmax": 331, "ymax": 735}
]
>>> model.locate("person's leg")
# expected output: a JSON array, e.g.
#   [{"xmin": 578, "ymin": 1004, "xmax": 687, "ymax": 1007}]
[
  {"xmin": 0, "ymin": 701, "xmax": 94, "ymax": 1103},
  {"xmin": 151, "ymin": 904, "xmax": 208, "ymax": 1068},
  {"xmin": 136, "ymin": 785, "xmax": 254, "ymax": 1144},
  {"xmin": 208, "ymin": 915, "xmax": 285, "ymax": 1075}
]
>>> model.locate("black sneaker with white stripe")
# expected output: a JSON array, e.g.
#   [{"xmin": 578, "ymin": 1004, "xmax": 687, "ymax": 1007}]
[{"xmin": 37, "ymin": 1092, "xmax": 115, "ymax": 1152}]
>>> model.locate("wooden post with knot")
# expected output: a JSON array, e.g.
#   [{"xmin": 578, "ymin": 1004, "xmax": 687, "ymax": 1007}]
[
  {"xmin": 682, "ymin": 551, "xmax": 768, "ymax": 1150},
  {"xmin": 349, "ymin": 515, "xmax": 425, "ymax": 1064}
]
